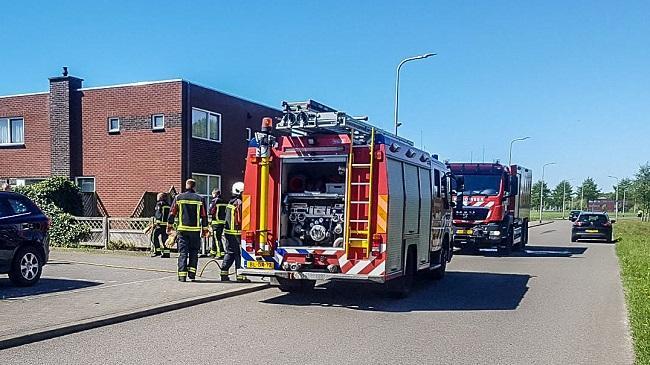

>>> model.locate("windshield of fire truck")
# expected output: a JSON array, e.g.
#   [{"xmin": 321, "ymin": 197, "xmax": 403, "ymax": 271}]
[{"xmin": 458, "ymin": 174, "xmax": 502, "ymax": 196}]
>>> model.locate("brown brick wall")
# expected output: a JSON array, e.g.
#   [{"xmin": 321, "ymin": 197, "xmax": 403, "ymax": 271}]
[
  {"xmin": 185, "ymin": 83, "xmax": 281, "ymax": 200},
  {"xmin": 0, "ymin": 93, "xmax": 51, "ymax": 179},
  {"xmin": 80, "ymin": 81, "xmax": 183, "ymax": 216}
]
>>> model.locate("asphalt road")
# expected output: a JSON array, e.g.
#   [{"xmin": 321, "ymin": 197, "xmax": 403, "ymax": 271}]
[{"xmin": 0, "ymin": 222, "xmax": 634, "ymax": 364}]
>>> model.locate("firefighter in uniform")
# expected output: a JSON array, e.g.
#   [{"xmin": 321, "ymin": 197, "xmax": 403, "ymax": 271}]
[
  {"xmin": 152, "ymin": 192, "xmax": 171, "ymax": 258},
  {"xmin": 167, "ymin": 179, "xmax": 209, "ymax": 282},
  {"xmin": 220, "ymin": 182, "xmax": 249, "ymax": 282},
  {"xmin": 208, "ymin": 189, "xmax": 226, "ymax": 258}
]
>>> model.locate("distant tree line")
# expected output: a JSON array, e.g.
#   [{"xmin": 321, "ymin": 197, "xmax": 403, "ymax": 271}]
[{"xmin": 531, "ymin": 163, "xmax": 650, "ymax": 216}]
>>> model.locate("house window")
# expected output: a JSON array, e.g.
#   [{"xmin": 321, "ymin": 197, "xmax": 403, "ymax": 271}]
[
  {"xmin": 14, "ymin": 178, "xmax": 44, "ymax": 187},
  {"xmin": 191, "ymin": 108, "xmax": 221, "ymax": 142},
  {"xmin": 152, "ymin": 114, "xmax": 165, "ymax": 130},
  {"xmin": 0, "ymin": 118, "xmax": 25, "ymax": 145},
  {"xmin": 75, "ymin": 177, "xmax": 96, "ymax": 193},
  {"xmin": 191, "ymin": 173, "xmax": 221, "ymax": 202},
  {"xmin": 108, "ymin": 117, "xmax": 120, "ymax": 133}
]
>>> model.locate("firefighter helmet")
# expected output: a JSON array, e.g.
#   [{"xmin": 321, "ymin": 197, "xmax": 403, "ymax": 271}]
[{"xmin": 232, "ymin": 182, "xmax": 244, "ymax": 195}]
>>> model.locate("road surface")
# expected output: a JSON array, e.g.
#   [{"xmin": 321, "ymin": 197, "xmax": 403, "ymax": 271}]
[{"xmin": 0, "ymin": 222, "xmax": 634, "ymax": 364}]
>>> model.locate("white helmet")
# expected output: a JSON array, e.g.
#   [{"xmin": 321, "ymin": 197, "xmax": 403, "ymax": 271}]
[{"xmin": 232, "ymin": 182, "xmax": 244, "ymax": 195}]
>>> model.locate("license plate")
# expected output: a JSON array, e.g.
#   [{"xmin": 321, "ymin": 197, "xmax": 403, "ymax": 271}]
[
  {"xmin": 246, "ymin": 261, "xmax": 274, "ymax": 269},
  {"xmin": 457, "ymin": 229, "xmax": 473, "ymax": 235},
  {"xmin": 585, "ymin": 229, "xmax": 599, "ymax": 233}
]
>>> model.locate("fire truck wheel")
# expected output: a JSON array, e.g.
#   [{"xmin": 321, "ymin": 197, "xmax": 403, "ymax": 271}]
[
  {"xmin": 497, "ymin": 231, "xmax": 513, "ymax": 256},
  {"xmin": 276, "ymin": 278, "xmax": 315, "ymax": 292},
  {"xmin": 522, "ymin": 221, "xmax": 529, "ymax": 246},
  {"xmin": 431, "ymin": 239, "xmax": 450, "ymax": 280},
  {"xmin": 385, "ymin": 247, "xmax": 416, "ymax": 298}
]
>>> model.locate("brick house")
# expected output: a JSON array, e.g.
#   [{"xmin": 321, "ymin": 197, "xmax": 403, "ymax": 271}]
[{"xmin": 0, "ymin": 69, "xmax": 280, "ymax": 217}]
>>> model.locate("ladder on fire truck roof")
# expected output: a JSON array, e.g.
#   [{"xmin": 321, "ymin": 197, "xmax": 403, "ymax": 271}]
[{"xmin": 277, "ymin": 100, "xmax": 414, "ymax": 146}]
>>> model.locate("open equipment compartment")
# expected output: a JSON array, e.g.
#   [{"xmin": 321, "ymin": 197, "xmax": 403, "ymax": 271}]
[{"xmin": 278, "ymin": 156, "xmax": 348, "ymax": 248}]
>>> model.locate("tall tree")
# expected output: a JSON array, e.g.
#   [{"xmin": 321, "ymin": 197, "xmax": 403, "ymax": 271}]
[
  {"xmin": 576, "ymin": 177, "xmax": 600, "ymax": 208},
  {"xmin": 531, "ymin": 180, "xmax": 551, "ymax": 210},
  {"xmin": 617, "ymin": 178, "xmax": 635, "ymax": 211},
  {"xmin": 551, "ymin": 180, "xmax": 573, "ymax": 210},
  {"xmin": 633, "ymin": 164, "xmax": 650, "ymax": 213}
]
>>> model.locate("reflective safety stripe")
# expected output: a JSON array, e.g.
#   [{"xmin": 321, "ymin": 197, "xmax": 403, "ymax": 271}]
[
  {"xmin": 224, "ymin": 204, "xmax": 241, "ymax": 234},
  {"xmin": 188, "ymin": 267, "xmax": 197, "ymax": 273},
  {"xmin": 156, "ymin": 206, "xmax": 170, "ymax": 224},
  {"xmin": 220, "ymin": 271, "xmax": 229, "ymax": 276},
  {"xmin": 178, "ymin": 271, "xmax": 188, "ymax": 277},
  {"xmin": 214, "ymin": 204, "xmax": 227, "ymax": 224},
  {"xmin": 177, "ymin": 199, "xmax": 203, "ymax": 232}
]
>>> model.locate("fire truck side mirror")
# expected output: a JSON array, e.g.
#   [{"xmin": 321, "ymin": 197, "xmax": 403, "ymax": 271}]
[
  {"xmin": 509, "ymin": 175, "xmax": 519, "ymax": 196},
  {"xmin": 454, "ymin": 175, "xmax": 464, "ymax": 208},
  {"xmin": 455, "ymin": 175, "xmax": 465, "ymax": 191}
]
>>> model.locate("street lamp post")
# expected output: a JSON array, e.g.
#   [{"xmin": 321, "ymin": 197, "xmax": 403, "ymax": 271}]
[
  {"xmin": 394, "ymin": 53, "xmax": 436, "ymax": 136},
  {"xmin": 508, "ymin": 137, "xmax": 531, "ymax": 167},
  {"xmin": 562, "ymin": 181, "xmax": 567, "ymax": 220},
  {"xmin": 608, "ymin": 175, "xmax": 619, "ymax": 221},
  {"xmin": 622, "ymin": 189, "xmax": 626, "ymax": 217},
  {"xmin": 539, "ymin": 162, "xmax": 556, "ymax": 223}
]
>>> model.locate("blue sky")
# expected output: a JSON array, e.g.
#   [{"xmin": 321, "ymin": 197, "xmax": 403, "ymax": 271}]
[{"xmin": 1, "ymin": 1, "xmax": 648, "ymax": 192}]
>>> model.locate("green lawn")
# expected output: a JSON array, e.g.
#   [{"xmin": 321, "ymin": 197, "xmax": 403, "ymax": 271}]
[{"xmin": 615, "ymin": 221, "xmax": 650, "ymax": 365}]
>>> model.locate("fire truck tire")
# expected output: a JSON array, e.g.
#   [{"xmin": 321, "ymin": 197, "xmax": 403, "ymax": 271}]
[
  {"xmin": 385, "ymin": 247, "xmax": 416, "ymax": 298},
  {"xmin": 431, "ymin": 236, "xmax": 450, "ymax": 280},
  {"xmin": 431, "ymin": 247, "xmax": 448, "ymax": 280},
  {"xmin": 497, "ymin": 230, "xmax": 513, "ymax": 256},
  {"xmin": 522, "ymin": 220, "xmax": 529, "ymax": 246},
  {"xmin": 276, "ymin": 278, "xmax": 315, "ymax": 292}
]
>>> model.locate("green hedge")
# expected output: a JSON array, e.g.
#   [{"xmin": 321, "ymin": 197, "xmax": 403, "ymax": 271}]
[{"xmin": 15, "ymin": 177, "xmax": 89, "ymax": 247}]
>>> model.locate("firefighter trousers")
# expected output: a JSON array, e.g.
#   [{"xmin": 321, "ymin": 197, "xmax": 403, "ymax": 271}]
[
  {"xmin": 221, "ymin": 233, "xmax": 241, "ymax": 273},
  {"xmin": 177, "ymin": 231, "xmax": 201, "ymax": 279},
  {"xmin": 152, "ymin": 225, "xmax": 169, "ymax": 255},
  {"xmin": 210, "ymin": 224, "xmax": 225, "ymax": 256}
]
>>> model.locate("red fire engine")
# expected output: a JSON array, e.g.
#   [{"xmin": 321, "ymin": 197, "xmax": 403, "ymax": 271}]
[
  {"xmin": 238, "ymin": 100, "xmax": 453, "ymax": 296},
  {"xmin": 447, "ymin": 162, "xmax": 532, "ymax": 255}
]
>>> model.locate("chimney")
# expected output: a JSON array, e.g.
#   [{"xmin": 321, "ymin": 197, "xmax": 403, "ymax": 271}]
[{"xmin": 49, "ymin": 67, "xmax": 83, "ymax": 178}]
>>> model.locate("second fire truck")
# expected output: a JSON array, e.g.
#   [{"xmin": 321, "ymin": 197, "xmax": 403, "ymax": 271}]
[
  {"xmin": 448, "ymin": 162, "xmax": 532, "ymax": 255},
  {"xmin": 238, "ymin": 100, "xmax": 454, "ymax": 296}
]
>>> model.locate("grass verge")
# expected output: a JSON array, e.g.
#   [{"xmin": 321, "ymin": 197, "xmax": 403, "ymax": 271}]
[{"xmin": 615, "ymin": 221, "xmax": 650, "ymax": 364}]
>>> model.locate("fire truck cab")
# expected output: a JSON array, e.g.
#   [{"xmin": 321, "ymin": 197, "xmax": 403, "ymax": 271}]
[
  {"xmin": 239, "ymin": 100, "xmax": 453, "ymax": 296},
  {"xmin": 448, "ymin": 162, "xmax": 532, "ymax": 255}
]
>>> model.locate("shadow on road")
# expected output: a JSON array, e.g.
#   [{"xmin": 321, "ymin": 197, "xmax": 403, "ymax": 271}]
[
  {"xmin": 0, "ymin": 278, "xmax": 101, "ymax": 300},
  {"xmin": 456, "ymin": 245, "xmax": 588, "ymax": 258},
  {"xmin": 261, "ymin": 271, "xmax": 530, "ymax": 312}
]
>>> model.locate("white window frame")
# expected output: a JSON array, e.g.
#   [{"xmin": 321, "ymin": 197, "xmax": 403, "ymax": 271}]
[
  {"xmin": 151, "ymin": 114, "xmax": 165, "ymax": 130},
  {"xmin": 108, "ymin": 117, "xmax": 120, "ymax": 133},
  {"xmin": 14, "ymin": 178, "xmax": 44, "ymax": 187},
  {"xmin": 191, "ymin": 173, "xmax": 222, "ymax": 201},
  {"xmin": 75, "ymin": 177, "xmax": 96, "ymax": 193},
  {"xmin": 0, "ymin": 117, "xmax": 25, "ymax": 146},
  {"xmin": 191, "ymin": 107, "xmax": 221, "ymax": 143}
]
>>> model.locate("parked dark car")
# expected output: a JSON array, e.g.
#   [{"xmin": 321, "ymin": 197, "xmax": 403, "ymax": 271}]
[
  {"xmin": 571, "ymin": 212, "xmax": 614, "ymax": 243},
  {"xmin": 0, "ymin": 192, "xmax": 50, "ymax": 286},
  {"xmin": 569, "ymin": 210, "xmax": 581, "ymax": 222}
]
